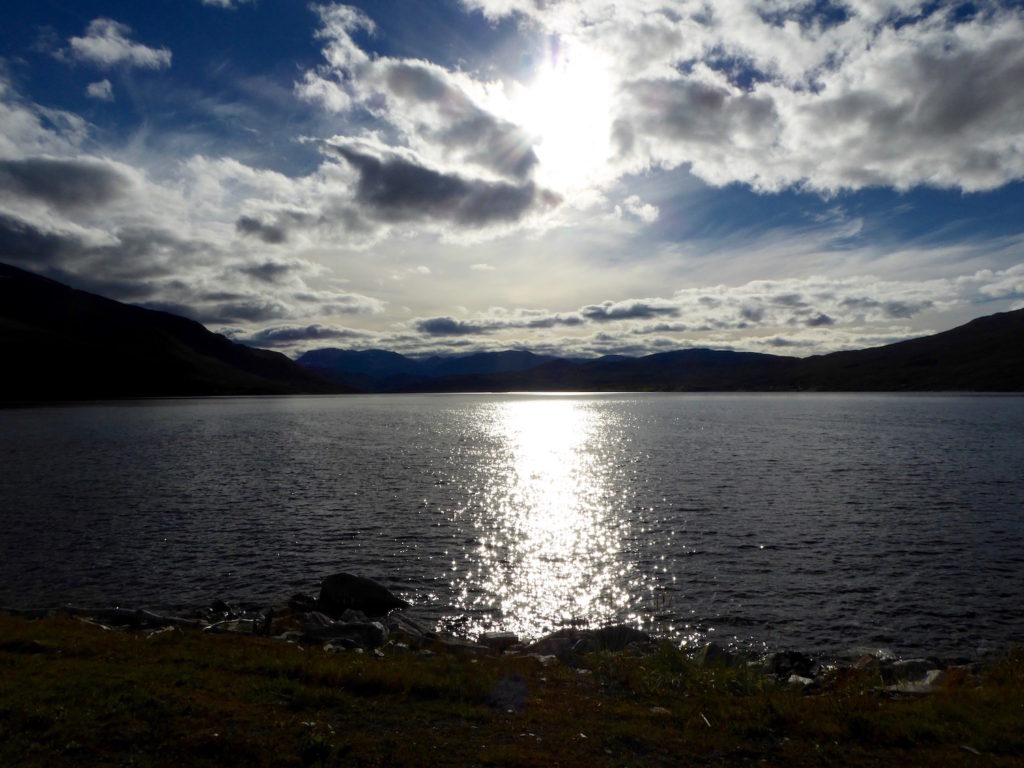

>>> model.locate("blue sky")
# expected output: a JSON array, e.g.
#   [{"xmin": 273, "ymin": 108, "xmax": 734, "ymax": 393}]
[{"xmin": 1, "ymin": 0, "xmax": 1023, "ymax": 357}]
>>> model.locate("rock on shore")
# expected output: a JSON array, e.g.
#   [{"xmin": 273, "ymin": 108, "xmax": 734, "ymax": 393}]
[
  {"xmin": 0, "ymin": 573, "xmax": 981, "ymax": 696},
  {"xmin": 316, "ymin": 573, "xmax": 410, "ymax": 618}
]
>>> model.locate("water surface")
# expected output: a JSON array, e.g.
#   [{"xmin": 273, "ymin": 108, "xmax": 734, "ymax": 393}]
[{"xmin": 2, "ymin": 393, "xmax": 1022, "ymax": 658}]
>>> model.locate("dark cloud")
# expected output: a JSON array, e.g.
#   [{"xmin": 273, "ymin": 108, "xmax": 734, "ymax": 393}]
[
  {"xmin": 840, "ymin": 296, "xmax": 933, "ymax": 318},
  {"xmin": 329, "ymin": 144, "xmax": 559, "ymax": 227},
  {"xmin": 143, "ymin": 297, "xmax": 291, "ymax": 325},
  {"xmin": 0, "ymin": 216, "xmax": 183, "ymax": 286},
  {"xmin": 0, "ymin": 214, "xmax": 178, "ymax": 289},
  {"xmin": 200, "ymin": 290, "xmax": 247, "ymax": 302},
  {"xmin": 0, "ymin": 213, "xmax": 298, "ymax": 324},
  {"xmin": 904, "ymin": 37, "xmax": 1024, "ymax": 142},
  {"xmin": 0, "ymin": 212, "xmax": 73, "ymax": 264},
  {"xmin": 882, "ymin": 300, "xmax": 932, "ymax": 319},
  {"xmin": 631, "ymin": 322, "xmax": 689, "ymax": 335},
  {"xmin": 618, "ymin": 79, "xmax": 777, "ymax": 153},
  {"xmin": 382, "ymin": 62, "xmax": 539, "ymax": 181},
  {"xmin": 762, "ymin": 337, "xmax": 805, "ymax": 347},
  {"xmin": 805, "ymin": 312, "xmax": 835, "ymax": 327},
  {"xmin": 581, "ymin": 301, "xmax": 680, "ymax": 322},
  {"xmin": 236, "ymin": 216, "xmax": 286, "ymax": 244},
  {"xmin": 413, "ymin": 316, "xmax": 490, "ymax": 336},
  {"xmin": 740, "ymin": 304, "xmax": 764, "ymax": 322},
  {"xmin": 522, "ymin": 313, "xmax": 584, "ymax": 329},
  {"xmin": 0, "ymin": 158, "xmax": 130, "ymax": 211},
  {"xmin": 773, "ymin": 293, "xmax": 807, "ymax": 308},
  {"xmin": 237, "ymin": 260, "xmax": 296, "ymax": 283},
  {"xmin": 234, "ymin": 324, "xmax": 369, "ymax": 347},
  {"xmin": 96, "ymin": 226, "xmax": 199, "ymax": 265},
  {"xmin": 839, "ymin": 297, "xmax": 878, "ymax": 310},
  {"xmin": 410, "ymin": 310, "xmax": 585, "ymax": 336}
]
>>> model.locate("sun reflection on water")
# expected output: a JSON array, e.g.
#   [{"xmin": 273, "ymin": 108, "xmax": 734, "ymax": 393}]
[{"xmin": 451, "ymin": 397, "xmax": 636, "ymax": 640}]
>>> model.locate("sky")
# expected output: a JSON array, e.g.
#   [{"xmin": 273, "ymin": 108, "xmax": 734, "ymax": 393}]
[{"xmin": 1, "ymin": 0, "xmax": 1023, "ymax": 359}]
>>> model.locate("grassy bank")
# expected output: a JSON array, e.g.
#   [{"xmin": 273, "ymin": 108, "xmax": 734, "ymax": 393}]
[{"xmin": 1, "ymin": 615, "xmax": 1022, "ymax": 767}]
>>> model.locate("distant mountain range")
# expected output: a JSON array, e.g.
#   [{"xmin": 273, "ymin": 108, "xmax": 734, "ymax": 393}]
[
  {"xmin": 0, "ymin": 262, "xmax": 348, "ymax": 401},
  {"xmin": 299, "ymin": 310, "xmax": 1024, "ymax": 393},
  {"xmin": 3, "ymin": 261, "xmax": 1023, "ymax": 401}
]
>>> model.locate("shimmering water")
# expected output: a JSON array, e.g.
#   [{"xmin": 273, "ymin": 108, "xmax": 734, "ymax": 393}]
[{"xmin": 2, "ymin": 393, "xmax": 1023, "ymax": 658}]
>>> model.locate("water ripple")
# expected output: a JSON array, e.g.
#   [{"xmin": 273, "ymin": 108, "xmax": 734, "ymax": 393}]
[{"xmin": 1, "ymin": 393, "xmax": 1023, "ymax": 657}]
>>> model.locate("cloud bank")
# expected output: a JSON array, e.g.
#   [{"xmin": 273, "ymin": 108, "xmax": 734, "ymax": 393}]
[{"xmin": 464, "ymin": 0, "xmax": 1024, "ymax": 193}]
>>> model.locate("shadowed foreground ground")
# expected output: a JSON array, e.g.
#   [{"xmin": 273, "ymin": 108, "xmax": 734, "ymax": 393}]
[{"xmin": 1, "ymin": 616, "xmax": 1022, "ymax": 767}]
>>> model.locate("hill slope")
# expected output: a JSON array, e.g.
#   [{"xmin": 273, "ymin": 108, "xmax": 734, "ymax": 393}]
[
  {"xmin": 296, "ymin": 348, "xmax": 559, "ymax": 391},
  {"xmin": 789, "ymin": 308, "xmax": 1024, "ymax": 390},
  {"xmin": 0, "ymin": 262, "xmax": 348, "ymax": 401},
  {"xmin": 300, "ymin": 308, "xmax": 1024, "ymax": 392}
]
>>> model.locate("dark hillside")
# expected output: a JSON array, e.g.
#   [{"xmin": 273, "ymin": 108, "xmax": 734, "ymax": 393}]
[
  {"xmin": 789, "ymin": 308, "xmax": 1024, "ymax": 391},
  {"xmin": 0, "ymin": 262, "xmax": 349, "ymax": 401}
]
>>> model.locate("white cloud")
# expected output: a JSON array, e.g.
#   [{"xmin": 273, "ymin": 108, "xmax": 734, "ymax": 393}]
[
  {"xmin": 295, "ymin": 70, "xmax": 352, "ymax": 112},
  {"xmin": 462, "ymin": 0, "xmax": 1024, "ymax": 194},
  {"xmin": 69, "ymin": 19, "xmax": 172, "ymax": 70},
  {"xmin": 0, "ymin": 81, "xmax": 89, "ymax": 159},
  {"xmin": 620, "ymin": 195, "xmax": 659, "ymax": 223},
  {"xmin": 298, "ymin": 11, "xmax": 540, "ymax": 184},
  {"xmin": 85, "ymin": 79, "xmax": 113, "ymax": 101},
  {"xmin": 310, "ymin": 3, "xmax": 374, "ymax": 71},
  {"xmin": 391, "ymin": 264, "xmax": 1024, "ymax": 356},
  {"xmin": 0, "ymin": 73, "xmax": 391, "ymax": 332}
]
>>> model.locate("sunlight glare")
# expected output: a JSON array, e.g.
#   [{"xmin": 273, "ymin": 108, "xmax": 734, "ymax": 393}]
[
  {"xmin": 458, "ymin": 398, "xmax": 632, "ymax": 640},
  {"xmin": 511, "ymin": 41, "xmax": 615, "ymax": 190}
]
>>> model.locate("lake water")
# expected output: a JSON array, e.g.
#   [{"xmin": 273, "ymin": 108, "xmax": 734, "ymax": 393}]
[{"xmin": 2, "ymin": 393, "xmax": 1023, "ymax": 659}]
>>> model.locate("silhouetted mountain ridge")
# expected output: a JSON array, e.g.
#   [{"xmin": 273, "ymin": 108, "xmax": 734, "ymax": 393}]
[
  {"xmin": 297, "ymin": 348, "xmax": 562, "ymax": 390},
  {"xmin": 0, "ymin": 262, "xmax": 348, "ymax": 401},
  {"xmin": 300, "ymin": 309, "xmax": 1024, "ymax": 392},
  {"xmin": 4, "ymin": 262, "xmax": 1021, "ymax": 399}
]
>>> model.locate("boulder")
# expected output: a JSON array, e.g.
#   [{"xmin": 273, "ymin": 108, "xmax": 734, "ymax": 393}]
[
  {"xmin": 305, "ymin": 620, "xmax": 388, "ymax": 648},
  {"xmin": 592, "ymin": 625, "xmax": 652, "ymax": 652},
  {"xmin": 434, "ymin": 635, "xmax": 489, "ymax": 656},
  {"xmin": 526, "ymin": 633, "xmax": 576, "ymax": 660},
  {"xmin": 480, "ymin": 631, "xmax": 519, "ymax": 653},
  {"xmin": 573, "ymin": 637, "xmax": 601, "ymax": 654},
  {"xmin": 763, "ymin": 650, "xmax": 815, "ymax": 679},
  {"xmin": 305, "ymin": 611, "xmax": 337, "ymax": 628},
  {"xmin": 316, "ymin": 573, "xmax": 409, "ymax": 618},
  {"xmin": 384, "ymin": 613, "xmax": 437, "ymax": 646},
  {"xmin": 693, "ymin": 642, "xmax": 733, "ymax": 668},
  {"xmin": 287, "ymin": 593, "xmax": 317, "ymax": 613}
]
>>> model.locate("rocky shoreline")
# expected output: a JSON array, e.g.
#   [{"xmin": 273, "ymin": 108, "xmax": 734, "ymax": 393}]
[{"xmin": 1, "ymin": 572, "xmax": 982, "ymax": 696}]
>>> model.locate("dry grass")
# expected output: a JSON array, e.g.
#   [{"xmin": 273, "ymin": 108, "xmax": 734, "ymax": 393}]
[{"xmin": 1, "ymin": 615, "xmax": 1022, "ymax": 767}]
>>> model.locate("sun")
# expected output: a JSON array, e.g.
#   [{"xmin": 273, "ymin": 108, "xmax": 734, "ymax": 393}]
[{"xmin": 510, "ymin": 40, "xmax": 615, "ymax": 191}]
